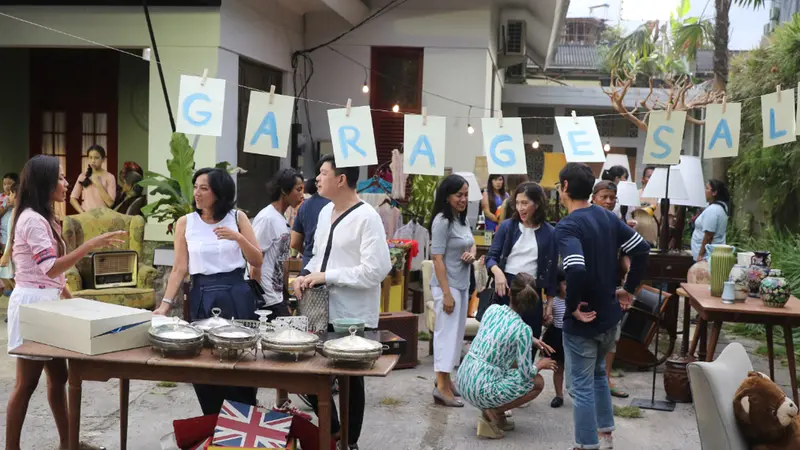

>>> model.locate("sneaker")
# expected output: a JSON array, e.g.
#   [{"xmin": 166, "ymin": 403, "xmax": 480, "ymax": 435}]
[
  {"xmin": 504, "ymin": 410, "xmax": 513, "ymax": 418},
  {"xmin": 600, "ymin": 434, "xmax": 613, "ymax": 449}
]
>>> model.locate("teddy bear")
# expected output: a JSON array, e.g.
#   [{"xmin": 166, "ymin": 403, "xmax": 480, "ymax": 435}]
[{"xmin": 733, "ymin": 371, "xmax": 800, "ymax": 450}]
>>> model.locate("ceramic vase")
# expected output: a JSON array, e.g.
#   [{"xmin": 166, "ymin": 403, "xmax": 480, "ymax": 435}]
[
  {"xmin": 710, "ymin": 245, "xmax": 736, "ymax": 297},
  {"xmin": 761, "ymin": 269, "xmax": 792, "ymax": 308},
  {"xmin": 728, "ymin": 264, "xmax": 749, "ymax": 302},
  {"xmin": 737, "ymin": 252, "xmax": 755, "ymax": 266},
  {"xmin": 747, "ymin": 251, "xmax": 772, "ymax": 297}
]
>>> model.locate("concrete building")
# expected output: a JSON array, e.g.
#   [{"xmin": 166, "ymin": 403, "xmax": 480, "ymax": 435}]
[{"xmin": 0, "ymin": 0, "xmax": 568, "ymax": 240}]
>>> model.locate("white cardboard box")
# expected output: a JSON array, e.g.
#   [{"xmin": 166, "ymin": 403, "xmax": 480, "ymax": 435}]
[{"xmin": 20, "ymin": 298, "xmax": 152, "ymax": 355}]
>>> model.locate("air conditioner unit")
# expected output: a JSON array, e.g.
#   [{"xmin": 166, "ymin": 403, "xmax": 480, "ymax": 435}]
[
  {"xmin": 499, "ymin": 19, "xmax": 527, "ymax": 69},
  {"xmin": 505, "ymin": 63, "xmax": 526, "ymax": 83}
]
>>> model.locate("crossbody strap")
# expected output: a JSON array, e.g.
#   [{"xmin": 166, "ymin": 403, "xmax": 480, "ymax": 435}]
[
  {"xmin": 233, "ymin": 209, "xmax": 252, "ymax": 274},
  {"xmin": 320, "ymin": 202, "xmax": 364, "ymax": 272}
]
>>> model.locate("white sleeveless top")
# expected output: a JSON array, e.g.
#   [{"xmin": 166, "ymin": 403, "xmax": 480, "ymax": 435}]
[{"xmin": 185, "ymin": 211, "xmax": 246, "ymax": 275}]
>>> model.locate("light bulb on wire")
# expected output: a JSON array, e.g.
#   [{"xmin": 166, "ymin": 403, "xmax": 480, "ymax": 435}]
[
  {"xmin": 603, "ymin": 141, "xmax": 611, "ymax": 152},
  {"xmin": 362, "ymin": 83, "xmax": 369, "ymax": 94},
  {"xmin": 532, "ymin": 138, "xmax": 540, "ymax": 149},
  {"xmin": 392, "ymin": 103, "xmax": 400, "ymax": 113},
  {"xmin": 467, "ymin": 124, "xmax": 475, "ymax": 134}
]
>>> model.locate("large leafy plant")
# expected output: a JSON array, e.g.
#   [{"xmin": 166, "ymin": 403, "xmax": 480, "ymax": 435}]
[{"xmin": 139, "ymin": 132, "xmax": 242, "ymax": 234}]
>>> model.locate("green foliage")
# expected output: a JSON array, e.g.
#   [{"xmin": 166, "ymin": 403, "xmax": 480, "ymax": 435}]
[
  {"xmin": 139, "ymin": 132, "xmax": 242, "ymax": 233},
  {"xmin": 727, "ymin": 15, "xmax": 800, "ymax": 227},
  {"xmin": 672, "ymin": 17, "xmax": 715, "ymax": 60},
  {"xmin": 599, "ymin": 24, "xmax": 625, "ymax": 44}
]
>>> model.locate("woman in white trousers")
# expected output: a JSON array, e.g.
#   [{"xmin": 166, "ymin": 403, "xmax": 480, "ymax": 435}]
[{"xmin": 429, "ymin": 174, "xmax": 476, "ymax": 407}]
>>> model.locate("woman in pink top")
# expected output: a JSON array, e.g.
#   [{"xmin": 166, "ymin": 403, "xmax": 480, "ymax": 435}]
[
  {"xmin": 69, "ymin": 145, "xmax": 117, "ymax": 212},
  {"xmin": 5, "ymin": 155, "xmax": 125, "ymax": 450}
]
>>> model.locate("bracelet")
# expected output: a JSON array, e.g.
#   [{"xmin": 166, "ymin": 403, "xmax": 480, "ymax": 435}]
[{"xmin": 161, "ymin": 298, "xmax": 173, "ymax": 306}]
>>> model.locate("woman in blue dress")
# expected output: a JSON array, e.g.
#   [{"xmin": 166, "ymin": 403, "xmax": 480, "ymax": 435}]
[
  {"xmin": 481, "ymin": 174, "xmax": 507, "ymax": 232},
  {"xmin": 457, "ymin": 272, "xmax": 557, "ymax": 439}
]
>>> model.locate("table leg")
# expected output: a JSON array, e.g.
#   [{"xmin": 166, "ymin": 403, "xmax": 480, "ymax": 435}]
[
  {"xmin": 680, "ymin": 295, "xmax": 691, "ymax": 356},
  {"xmin": 339, "ymin": 376, "xmax": 350, "ymax": 448},
  {"xmin": 120, "ymin": 379, "xmax": 129, "ymax": 450},
  {"xmin": 689, "ymin": 317, "xmax": 706, "ymax": 358},
  {"xmin": 698, "ymin": 320, "xmax": 708, "ymax": 362},
  {"xmin": 706, "ymin": 321, "xmax": 722, "ymax": 362},
  {"xmin": 766, "ymin": 326, "xmax": 775, "ymax": 380},
  {"xmin": 68, "ymin": 363, "xmax": 82, "ymax": 450},
  {"xmin": 317, "ymin": 380, "xmax": 332, "ymax": 450},
  {"xmin": 783, "ymin": 325, "xmax": 799, "ymax": 405}
]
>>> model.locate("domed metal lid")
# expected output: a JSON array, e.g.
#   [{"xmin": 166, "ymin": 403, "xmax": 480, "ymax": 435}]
[
  {"xmin": 191, "ymin": 307, "xmax": 233, "ymax": 331},
  {"xmin": 208, "ymin": 322, "xmax": 257, "ymax": 340},
  {"xmin": 323, "ymin": 326, "xmax": 383, "ymax": 353},
  {"xmin": 263, "ymin": 327, "xmax": 320, "ymax": 345},
  {"xmin": 149, "ymin": 323, "xmax": 204, "ymax": 341}
]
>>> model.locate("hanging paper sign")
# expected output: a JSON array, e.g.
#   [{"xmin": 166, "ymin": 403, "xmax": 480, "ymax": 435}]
[
  {"xmin": 555, "ymin": 116, "xmax": 606, "ymax": 163},
  {"xmin": 671, "ymin": 155, "xmax": 707, "ymax": 208},
  {"xmin": 243, "ymin": 89, "xmax": 294, "ymax": 157},
  {"xmin": 403, "ymin": 114, "xmax": 446, "ymax": 176},
  {"xmin": 327, "ymin": 105, "xmax": 377, "ymax": 168},
  {"xmin": 643, "ymin": 110, "xmax": 686, "ymax": 166},
  {"xmin": 176, "ymin": 74, "xmax": 226, "ymax": 137},
  {"xmin": 761, "ymin": 88, "xmax": 796, "ymax": 148},
  {"xmin": 703, "ymin": 103, "xmax": 741, "ymax": 159},
  {"xmin": 481, "ymin": 117, "xmax": 527, "ymax": 175}
]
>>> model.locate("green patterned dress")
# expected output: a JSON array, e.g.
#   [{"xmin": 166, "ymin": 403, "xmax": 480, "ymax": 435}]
[{"xmin": 456, "ymin": 304, "xmax": 538, "ymax": 409}]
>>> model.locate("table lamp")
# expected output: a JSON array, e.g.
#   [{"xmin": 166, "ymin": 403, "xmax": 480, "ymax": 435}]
[
  {"xmin": 453, "ymin": 171, "xmax": 484, "ymax": 202},
  {"xmin": 640, "ymin": 166, "xmax": 689, "ymax": 251}
]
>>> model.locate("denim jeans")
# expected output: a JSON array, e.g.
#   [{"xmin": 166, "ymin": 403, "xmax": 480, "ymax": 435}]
[{"xmin": 563, "ymin": 328, "xmax": 617, "ymax": 449}]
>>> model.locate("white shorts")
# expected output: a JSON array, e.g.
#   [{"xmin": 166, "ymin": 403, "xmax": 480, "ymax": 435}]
[{"xmin": 7, "ymin": 287, "xmax": 60, "ymax": 360}]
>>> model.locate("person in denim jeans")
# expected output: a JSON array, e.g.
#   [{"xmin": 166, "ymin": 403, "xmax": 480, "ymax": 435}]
[{"xmin": 555, "ymin": 163, "xmax": 650, "ymax": 450}]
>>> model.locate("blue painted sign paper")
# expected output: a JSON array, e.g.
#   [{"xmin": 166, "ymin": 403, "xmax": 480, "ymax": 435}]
[
  {"xmin": 481, "ymin": 117, "xmax": 527, "ymax": 175},
  {"xmin": 555, "ymin": 117, "xmax": 606, "ymax": 163},
  {"xmin": 403, "ymin": 114, "xmax": 445, "ymax": 176},
  {"xmin": 327, "ymin": 105, "xmax": 378, "ymax": 168},
  {"xmin": 703, "ymin": 103, "xmax": 741, "ymax": 159},
  {"xmin": 760, "ymin": 88, "xmax": 796, "ymax": 148},
  {"xmin": 176, "ymin": 74, "xmax": 226, "ymax": 137},
  {"xmin": 243, "ymin": 90, "xmax": 294, "ymax": 157},
  {"xmin": 643, "ymin": 111, "xmax": 686, "ymax": 166}
]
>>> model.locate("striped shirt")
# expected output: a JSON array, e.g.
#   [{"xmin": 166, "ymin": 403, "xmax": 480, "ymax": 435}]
[{"xmin": 551, "ymin": 296, "xmax": 567, "ymax": 329}]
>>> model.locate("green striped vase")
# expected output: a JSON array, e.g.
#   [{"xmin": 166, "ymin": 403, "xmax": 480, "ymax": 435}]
[{"xmin": 710, "ymin": 245, "xmax": 736, "ymax": 297}]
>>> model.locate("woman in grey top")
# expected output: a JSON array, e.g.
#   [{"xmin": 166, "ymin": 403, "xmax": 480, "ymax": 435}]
[{"xmin": 429, "ymin": 174, "xmax": 476, "ymax": 407}]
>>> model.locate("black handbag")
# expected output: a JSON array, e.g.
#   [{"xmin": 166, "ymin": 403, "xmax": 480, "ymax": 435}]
[{"xmin": 234, "ymin": 210, "xmax": 269, "ymax": 310}]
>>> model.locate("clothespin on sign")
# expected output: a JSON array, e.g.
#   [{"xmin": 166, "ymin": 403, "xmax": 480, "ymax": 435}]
[
  {"xmin": 666, "ymin": 103, "xmax": 672, "ymax": 120},
  {"xmin": 268, "ymin": 85, "xmax": 276, "ymax": 105},
  {"xmin": 722, "ymin": 94, "xmax": 727, "ymax": 114},
  {"xmin": 777, "ymin": 85, "xmax": 782, "ymax": 103},
  {"xmin": 200, "ymin": 68, "xmax": 208, "ymax": 86},
  {"xmin": 422, "ymin": 106, "xmax": 428, "ymax": 126},
  {"xmin": 498, "ymin": 110, "xmax": 503, "ymax": 128},
  {"xmin": 571, "ymin": 110, "xmax": 578, "ymax": 124},
  {"xmin": 345, "ymin": 98, "xmax": 352, "ymax": 117}
]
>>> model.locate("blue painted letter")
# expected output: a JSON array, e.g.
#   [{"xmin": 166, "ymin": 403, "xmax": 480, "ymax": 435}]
[
  {"xmin": 769, "ymin": 108, "xmax": 787, "ymax": 140},
  {"xmin": 489, "ymin": 135, "xmax": 516, "ymax": 167},
  {"xmin": 182, "ymin": 93, "xmax": 212, "ymax": 127},
  {"xmin": 250, "ymin": 111, "xmax": 279, "ymax": 148},
  {"xmin": 708, "ymin": 118, "xmax": 732, "ymax": 151},
  {"xmin": 337, "ymin": 126, "xmax": 367, "ymax": 159},
  {"xmin": 567, "ymin": 130, "xmax": 592, "ymax": 156},
  {"xmin": 650, "ymin": 125, "xmax": 674, "ymax": 160},
  {"xmin": 410, "ymin": 135, "xmax": 435, "ymax": 167}
]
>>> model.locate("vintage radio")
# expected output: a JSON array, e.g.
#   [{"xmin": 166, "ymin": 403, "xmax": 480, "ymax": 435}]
[
  {"xmin": 78, "ymin": 251, "xmax": 138, "ymax": 289},
  {"xmin": 377, "ymin": 311, "xmax": 419, "ymax": 369}
]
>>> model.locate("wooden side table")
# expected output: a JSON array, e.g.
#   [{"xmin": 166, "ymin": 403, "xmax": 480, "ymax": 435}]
[{"xmin": 681, "ymin": 283, "xmax": 800, "ymax": 404}]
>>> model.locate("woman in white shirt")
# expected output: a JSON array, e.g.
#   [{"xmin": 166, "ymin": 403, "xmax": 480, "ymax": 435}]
[{"xmin": 153, "ymin": 167, "xmax": 263, "ymax": 415}]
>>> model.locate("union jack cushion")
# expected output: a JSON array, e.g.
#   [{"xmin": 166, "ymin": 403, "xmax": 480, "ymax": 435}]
[{"xmin": 212, "ymin": 400, "xmax": 292, "ymax": 448}]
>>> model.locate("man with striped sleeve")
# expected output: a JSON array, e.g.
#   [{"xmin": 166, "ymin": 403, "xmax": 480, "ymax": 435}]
[{"xmin": 555, "ymin": 162, "xmax": 650, "ymax": 450}]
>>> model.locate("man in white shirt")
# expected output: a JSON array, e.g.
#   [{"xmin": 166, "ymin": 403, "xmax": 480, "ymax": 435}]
[
  {"xmin": 251, "ymin": 168, "xmax": 305, "ymax": 317},
  {"xmin": 293, "ymin": 154, "xmax": 391, "ymax": 450}
]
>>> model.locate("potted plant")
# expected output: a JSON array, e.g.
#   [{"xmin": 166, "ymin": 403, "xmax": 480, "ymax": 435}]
[{"xmin": 139, "ymin": 132, "xmax": 242, "ymax": 236}]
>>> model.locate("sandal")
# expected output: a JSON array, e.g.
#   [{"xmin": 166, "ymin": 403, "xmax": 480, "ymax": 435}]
[
  {"xmin": 610, "ymin": 387, "xmax": 629, "ymax": 398},
  {"xmin": 550, "ymin": 396, "xmax": 564, "ymax": 408}
]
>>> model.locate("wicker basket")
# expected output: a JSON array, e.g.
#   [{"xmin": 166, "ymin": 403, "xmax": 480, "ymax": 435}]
[{"xmin": 297, "ymin": 286, "xmax": 329, "ymax": 334}]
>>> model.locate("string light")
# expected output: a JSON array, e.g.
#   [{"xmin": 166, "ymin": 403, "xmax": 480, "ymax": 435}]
[
  {"xmin": 467, "ymin": 106, "xmax": 474, "ymax": 134},
  {"xmin": 392, "ymin": 103, "xmax": 400, "ymax": 113},
  {"xmin": 467, "ymin": 124, "xmax": 475, "ymax": 134},
  {"xmin": 532, "ymin": 137, "xmax": 540, "ymax": 149},
  {"xmin": 361, "ymin": 68, "xmax": 369, "ymax": 94},
  {"xmin": 603, "ymin": 141, "xmax": 611, "ymax": 152}
]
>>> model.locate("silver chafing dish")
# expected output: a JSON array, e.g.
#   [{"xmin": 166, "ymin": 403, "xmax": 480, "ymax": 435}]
[
  {"xmin": 261, "ymin": 327, "xmax": 320, "ymax": 361},
  {"xmin": 319, "ymin": 326, "xmax": 388, "ymax": 367},
  {"xmin": 208, "ymin": 322, "xmax": 259, "ymax": 361},
  {"xmin": 148, "ymin": 322, "xmax": 205, "ymax": 357},
  {"xmin": 191, "ymin": 307, "xmax": 233, "ymax": 347}
]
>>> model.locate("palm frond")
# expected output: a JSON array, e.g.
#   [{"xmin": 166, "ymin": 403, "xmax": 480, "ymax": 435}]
[{"xmin": 672, "ymin": 18, "xmax": 714, "ymax": 61}]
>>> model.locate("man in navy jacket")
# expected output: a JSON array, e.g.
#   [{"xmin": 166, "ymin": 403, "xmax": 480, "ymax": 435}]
[{"xmin": 556, "ymin": 163, "xmax": 650, "ymax": 450}]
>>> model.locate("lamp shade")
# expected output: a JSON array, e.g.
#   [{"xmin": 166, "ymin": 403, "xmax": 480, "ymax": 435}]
[
  {"xmin": 540, "ymin": 153, "xmax": 567, "ymax": 189},
  {"xmin": 617, "ymin": 181, "xmax": 641, "ymax": 207},
  {"xmin": 454, "ymin": 171, "xmax": 484, "ymax": 202},
  {"xmin": 670, "ymin": 156, "xmax": 707, "ymax": 208},
  {"xmin": 640, "ymin": 167, "xmax": 689, "ymax": 201}
]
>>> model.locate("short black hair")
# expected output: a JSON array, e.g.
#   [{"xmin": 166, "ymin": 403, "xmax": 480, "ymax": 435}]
[
  {"xmin": 267, "ymin": 168, "xmax": 303, "ymax": 203},
  {"xmin": 512, "ymin": 182, "xmax": 547, "ymax": 226},
  {"xmin": 192, "ymin": 167, "xmax": 236, "ymax": 221},
  {"xmin": 318, "ymin": 154, "xmax": 359, "ymax": 189},
  {"xmin": 559, "ymin": 162, "xmax": 595, "ymax": 201},
  {"xmin": 3, "ymin": 173, "xmax": 19, "ymax": 184},
  {"xmin": 87, "ymin": 144, "xmax": 106, "ymax": 159},
  {"xmin": 602, "ymin": 165, "xmax": 628, "ymax": 182},
  {"xmin": 123, "ymin": 170, "xmax": 144, "ymax": 196},
  {"xmin": 429, "ymin": 174, "xmax": 469, "ymax": 229}
]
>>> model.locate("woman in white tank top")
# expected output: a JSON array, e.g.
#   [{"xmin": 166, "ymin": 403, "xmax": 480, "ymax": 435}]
[{"xmin": 153, "ymin": 167, "xmax": 263, "ymax": 415}]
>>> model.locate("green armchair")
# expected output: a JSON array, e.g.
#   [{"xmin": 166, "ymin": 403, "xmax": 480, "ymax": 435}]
[{"xmin": 62, "ymin": 208, "xmax": 157, "ymax": 309}]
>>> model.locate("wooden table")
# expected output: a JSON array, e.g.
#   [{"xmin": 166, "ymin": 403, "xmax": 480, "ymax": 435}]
[
  {"xmin": 681, "ymin": 283, "xmax": 800, "ymax": 403},
  {"xmin": 11, "ymin": 343, "xmax": 399, "ymax": 450}
]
